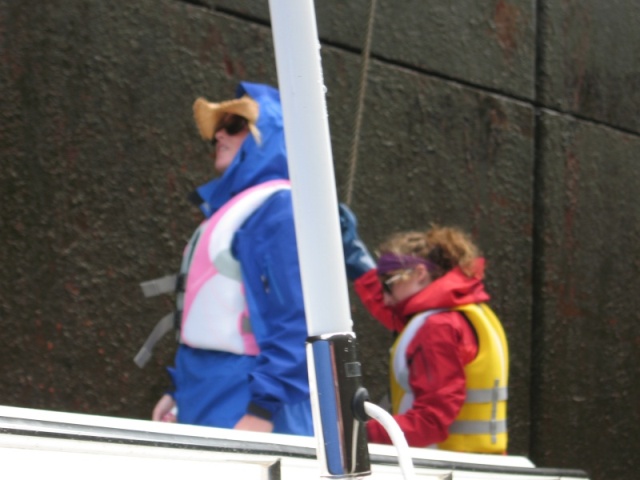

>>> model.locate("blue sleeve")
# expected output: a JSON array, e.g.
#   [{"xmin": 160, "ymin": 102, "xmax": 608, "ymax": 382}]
[{"xmin": 232, "ymin": 190, "xmax": 310, "ymax": 418}]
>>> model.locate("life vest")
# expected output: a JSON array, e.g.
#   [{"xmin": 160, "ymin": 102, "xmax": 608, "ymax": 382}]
[
  {"xmin": 389, "ymin": 303, "xmax": 509, "ymax": 453},
  {"xmin": 134, "ymin": 180, "xmax": 291, "ymax": 366}
]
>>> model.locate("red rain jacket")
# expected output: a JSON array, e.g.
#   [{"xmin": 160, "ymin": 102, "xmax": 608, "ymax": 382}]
[{"xmin": 354, "ymin": 259, "xmax": 489, "ymax": 447}]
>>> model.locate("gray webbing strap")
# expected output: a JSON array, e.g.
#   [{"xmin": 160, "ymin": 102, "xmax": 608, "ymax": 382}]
[
  {"xmin": 140, "ymin": 275, "xmax": 178, "ymax": 298},
  {"xmin": 465, "ymin": 386, "xmax": 508, "ymax": 403},
  {"xmin": 134, "ymin": 312, "xmax": 176, "ymax": 368}
]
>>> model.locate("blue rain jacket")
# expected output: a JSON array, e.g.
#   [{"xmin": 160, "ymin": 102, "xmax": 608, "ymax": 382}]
[{"xmin": 169, "ymin": 82, "xmax": 313, "ymax": 435}]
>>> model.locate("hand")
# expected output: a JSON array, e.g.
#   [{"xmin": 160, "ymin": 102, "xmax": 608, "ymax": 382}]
[
  {"xmin": 152, "ymin": 394, "xmax": 177, "ymax": 422},
  {"xmin": 338, "ymin": 203, "xmax": 375, "ymax": 281},
  {"xmin": 234, "ymin": 414, "xmax": 274, "ymax": 433}
]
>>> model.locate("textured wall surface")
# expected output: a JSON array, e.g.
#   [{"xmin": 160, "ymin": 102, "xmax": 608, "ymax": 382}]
[
  {"xmin": 0, "ymin": 1, "xmax": 638, "ymax": 480},
  {"xmin": 539, "ymin": 0, "xmax": 640, "ymax": 131},
  {"xmin": 531, "ymin": 112, "xmax": 640, "ymax": 480}
]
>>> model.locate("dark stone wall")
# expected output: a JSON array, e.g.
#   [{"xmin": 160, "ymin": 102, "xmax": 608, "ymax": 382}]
[
  {"xmin": 0, "ymin": 2, "xmax": 638, "ymax": 480},
  {"xmin": 531, "ymin": 113, "xmax": 640, "ymax": 479}
]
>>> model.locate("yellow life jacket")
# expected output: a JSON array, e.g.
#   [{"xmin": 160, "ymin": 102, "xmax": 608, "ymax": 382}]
[{"xmin": 389, "ymin": 303, "xmax": 509, "ymax": 453}]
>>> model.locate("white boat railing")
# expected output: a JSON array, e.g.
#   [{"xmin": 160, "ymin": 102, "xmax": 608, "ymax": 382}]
[{"xmin": 0, "ymin": 406, "xmax": 590, "ymax": 480}]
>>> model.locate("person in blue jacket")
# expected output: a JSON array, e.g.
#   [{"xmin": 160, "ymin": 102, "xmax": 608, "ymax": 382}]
[{"xmin": 151, "ymin": 82, "xmax": 313, "ymax": 435}]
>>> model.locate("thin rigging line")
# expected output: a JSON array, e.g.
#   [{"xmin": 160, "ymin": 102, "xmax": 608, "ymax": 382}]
[{"xmin": 344, "ymin": 0, "xmax": 377, "ymax": 206}]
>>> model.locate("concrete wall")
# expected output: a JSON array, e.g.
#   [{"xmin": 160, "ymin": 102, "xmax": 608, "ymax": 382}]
[{"xmin": 0, "ymin": 1, "xmax": 638, "ymax": 479}]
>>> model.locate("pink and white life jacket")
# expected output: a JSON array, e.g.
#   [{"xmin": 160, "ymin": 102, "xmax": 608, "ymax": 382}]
[{"xmin": 180, "ymin": 179, "xmax": 291, "ymax": 354}]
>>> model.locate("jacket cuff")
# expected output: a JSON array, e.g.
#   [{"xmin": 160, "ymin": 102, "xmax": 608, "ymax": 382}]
[
  {"xmin": 187, "ymin": 189, "xmax": 204, "ymax": 206},
  {"xmin": 247, "ymin": 402, "xmax": 274, "ymax": 421}
]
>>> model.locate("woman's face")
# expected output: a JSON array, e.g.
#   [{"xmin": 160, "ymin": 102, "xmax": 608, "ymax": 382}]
[
  {"xmin": 211, "ymin": 114, "xmax": 250, "ymax": 174},
  {"xmin": 380, "ymin": 265, "xmax": 431, "ymax": 306}
]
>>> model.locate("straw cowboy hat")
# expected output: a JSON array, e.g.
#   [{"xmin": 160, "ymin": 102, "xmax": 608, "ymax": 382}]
[{"xmin": 193, "ymin": 94, "xmax": 261, "ymax": 144}]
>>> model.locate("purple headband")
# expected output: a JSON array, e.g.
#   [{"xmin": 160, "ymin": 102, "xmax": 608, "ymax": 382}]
[{"xmin": 377, "ymin": 253, "xmax": 437, "ymax": 276}]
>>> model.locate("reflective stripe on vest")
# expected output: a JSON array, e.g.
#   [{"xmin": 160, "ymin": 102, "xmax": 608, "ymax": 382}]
[
  {"xmin": 180, "ymin": 180, "xmax": 291, "ymax": 353},
  {"xmin": 390, "ymin": 303, "xmax": 509, "ymax": 453},
  {"xmin": 448, "ymin": 419, "xmax": 507, "ymax": 435}
]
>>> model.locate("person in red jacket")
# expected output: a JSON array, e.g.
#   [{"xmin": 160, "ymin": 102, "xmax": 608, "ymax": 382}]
[{"xmin": 339, "ymin": 205, "xmax": 508, "ymax": 453}]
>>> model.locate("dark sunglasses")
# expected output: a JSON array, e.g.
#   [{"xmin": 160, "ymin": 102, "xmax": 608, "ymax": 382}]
[
  {"xmin": 380, "ymin": 270, "xmax": 411, "ymax": 295},
  {"xmin": 211, "ymin": 115, "xmax": 248, "ymax": 145}
]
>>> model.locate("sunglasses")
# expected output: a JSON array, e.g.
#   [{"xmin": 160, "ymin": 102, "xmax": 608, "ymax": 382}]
[
  {"xmin": 380, "ymin": 269, "xmax": 412, "ymax": 295},
  {"xmin": 211, "ymin": 115, "xmax": 249, "ymax": 145}
]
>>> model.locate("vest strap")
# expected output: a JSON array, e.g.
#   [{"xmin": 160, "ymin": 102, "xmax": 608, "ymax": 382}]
[
  {"xmin": 465, "ymin": 386, "xmax": 508, "ymax": 403},
  {"xmin": 134, "ymin": 312, "xmax": 176, "ymax": 368},
  {"xmin": 140, "ymin": 275, "xmax": 179, "ymax": 298}
]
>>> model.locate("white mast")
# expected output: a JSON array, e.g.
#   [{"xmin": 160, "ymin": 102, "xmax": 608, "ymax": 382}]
[
  {"xmin": 269, "ymin": 1, "xmax": 371, "ymax": 477},
  {"xmin": 268, "ymin": 0, "xmax": 352, "ymax": 337}
]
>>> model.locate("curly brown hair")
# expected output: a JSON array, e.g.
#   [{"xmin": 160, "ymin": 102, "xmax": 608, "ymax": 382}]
[{"xmin": 377, "ymin": 225, "xmax": 480, "ymax": 280}]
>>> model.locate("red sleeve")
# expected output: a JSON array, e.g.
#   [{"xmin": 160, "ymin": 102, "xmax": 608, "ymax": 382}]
[
  {"xmin": 367, "ymin": 312, "xmax": 469, "ymax": 447},
  {"xmin": 353, "ymin": 269, "xmax": 401, "ymax": 331}
]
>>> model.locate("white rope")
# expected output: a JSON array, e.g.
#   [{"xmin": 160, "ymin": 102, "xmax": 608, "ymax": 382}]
[{"xmin": 364, "ymin": 401, "xmax": 416, "ymax": 480}]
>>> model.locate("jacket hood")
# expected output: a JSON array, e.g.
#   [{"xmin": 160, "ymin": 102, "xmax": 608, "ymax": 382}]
[
  {"xmin": 193, "ymin": 82, "xmax": 289, "ymax": 217},
  {"xmin": 399, "ymin": 258, "xmax": 490, "ymax": 318}
]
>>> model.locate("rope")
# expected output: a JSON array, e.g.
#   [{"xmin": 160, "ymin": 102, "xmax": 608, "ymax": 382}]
[
  {"xmin": 364, "ymin": 402, "xmax": 417, "ymax": 479},
  {"xmin": 344, "ymin": 0, "xmax": 377, "ymax": 206}
]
